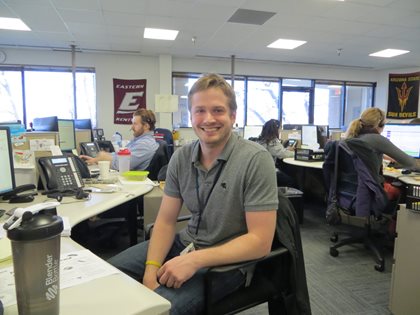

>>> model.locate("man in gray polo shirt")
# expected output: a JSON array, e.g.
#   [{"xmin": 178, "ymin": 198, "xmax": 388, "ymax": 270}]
[{"xmin": 109, "ymin": 73, "xmax": 278, "ymax": 315}]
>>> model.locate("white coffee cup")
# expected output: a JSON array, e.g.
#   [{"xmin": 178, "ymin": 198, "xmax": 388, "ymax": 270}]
[{"xmin": 98, "ymin": 160, "xmax": 111, "ymax": 179}]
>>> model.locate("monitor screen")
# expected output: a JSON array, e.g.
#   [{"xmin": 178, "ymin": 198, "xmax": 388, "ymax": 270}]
[
  {"xmin": 75, "ymin": 118, "xmax": 93, "ymax": 130},
  {"xmin": 282, "ymin": 124, "xmax": 302, "ymax": 130},
  {"xmin": 58, "ymin": 119, "xmax": 76, "ymax": 152},
  {"xmin": 243, "ymin": 125, "xmax": 262, "ymax": 140},
  {"xmin": 75, "ymin": 119, "xmax": 94, "ymax": 142},
  {"xmin": 33, "ymin": 116, "xmax": 59, "ymax": 132},
  {"xmin": 0, "ymin": 127, "xmax": 15, "ymax": 196},
  {"xmin": 301, "ymin": 125, "xmax": 318, "ymax": 146},
  {"xmin": 316, "ymin": 125, "xmax": 329, "ymax": 148},
  {"xmin": 381, "ymin": 123, "xmax": 420, "ymax": 158}
]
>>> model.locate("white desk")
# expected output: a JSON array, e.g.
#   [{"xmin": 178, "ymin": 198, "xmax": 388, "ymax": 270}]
[
  {"xmin": 283, "ymin": 158, "xmax": 420, "ymax": 184},
  {"xmin": 282, "ymin": 157, "xmax": 323, "ymax": 169},
  {"xmin": 1, "ymin": 179, "xmax": 171, "ymax": 315}
]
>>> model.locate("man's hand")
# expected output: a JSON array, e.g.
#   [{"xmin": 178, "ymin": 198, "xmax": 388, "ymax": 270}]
[
  {"xmin": 157, "ymin": 254, "xmax": 199, "ymax": 289},
  {"xmin": 79, "ymin": 154, "xmax": 97, "ymax": 165},
  {"xmin": 143, "ymin": 267, "xmax": 161, "ymax": 291}
]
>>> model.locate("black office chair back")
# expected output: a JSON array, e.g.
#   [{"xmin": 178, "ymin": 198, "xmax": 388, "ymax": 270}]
[
  {"xmin": 146, "ymin": 140, "xmax": 169, "ymax": 180},
  {"xmin": 325, "ymin": 139, "xmax": 388, "ymax": 217},
  {"xmin": 335, "ymin": 145, "xmax": 358, "ymax": 215},
  {"xmin": 155, "ymin": 128, "xmax": 174, "ymax": 158}
]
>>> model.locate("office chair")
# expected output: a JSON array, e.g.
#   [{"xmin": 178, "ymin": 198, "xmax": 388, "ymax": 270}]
[
  {"xmin": 146, "ymin": 140, "xmax": 170, "ymax": 180},
  {"xmin": 323, "ymin": 139, "xmax": 397, "ymax": 272},
  {"xmin": 154, "ymin": 128, "xmax": 174, "ymax": 158},
  {"xmin": 145, "ymin": 191, "xmax": 311, "ymax": 315}
]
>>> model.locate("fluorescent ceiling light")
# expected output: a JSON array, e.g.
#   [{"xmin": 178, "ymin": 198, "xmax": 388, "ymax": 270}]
[
  {"xmin": 267, "ymin": 38, "xmax": 306, "ymax": 50},
  {"xmin": 0, "ymin": 17, "xmax": 30, "ymax": 31},
  {"xmin": 144, "ymin": 28, "xmax": 179, "ymax": 40},
  {"xmin": 369, "ymin": 49, "xmax": 409, "ymax": 58}
]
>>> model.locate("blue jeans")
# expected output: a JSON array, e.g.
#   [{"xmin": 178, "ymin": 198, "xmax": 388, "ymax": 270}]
[{"xmin": 108, "ymin": 235, "xmax": 246, "ymax": 315}]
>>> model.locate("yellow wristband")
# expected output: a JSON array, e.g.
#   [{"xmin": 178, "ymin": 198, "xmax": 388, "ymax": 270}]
[{"xmin": 145, "ymin": 260, "xmax": 162, "ymax": 268}]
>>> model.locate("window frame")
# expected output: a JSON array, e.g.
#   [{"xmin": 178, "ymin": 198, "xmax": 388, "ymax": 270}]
[
  {"xmin": 0, "ymin": 65, "xmax": 96, "ymax": 128},
  {"xmin": 171, "ymin": 72, "xmax": 376, "ymax": 129}
]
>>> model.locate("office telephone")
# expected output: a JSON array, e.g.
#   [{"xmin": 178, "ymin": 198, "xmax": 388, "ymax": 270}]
[
  {"xmin": 37, "ymin": 155, "xmax": 85, "ymax": 192},
  {"xmin": 283, "ymin": 139, "xmax": 297, "ymax": 149},
  {"xmin": 80, "ymin": 142, "xmax": 100, "ymax": 157}
]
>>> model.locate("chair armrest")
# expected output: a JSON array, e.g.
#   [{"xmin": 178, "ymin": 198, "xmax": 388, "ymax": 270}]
[
  {"xmin": 144, "ymin": 214, "xmax": 192, "ymax": 240},
  {"xmin": 206, "ymin": 246, "xmax": 289, "ymax": 274},
  {"xmin": 204, "ymin": 246, "xmax": 289, "ymax": 313}
]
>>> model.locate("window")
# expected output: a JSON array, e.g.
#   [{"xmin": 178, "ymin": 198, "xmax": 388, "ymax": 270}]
[
  {"xmin": 0, "ymin": 66, "xmax": 96, "ymax": 128},
  {"xmin": 344, "ymin": 84, "xmax": 374, "ymax": 128},
  {"xmin": 314, "ymin": 82, "xmax": 343, "ymax": 128},
  {"xmin": 172, "ymin": 74, "xmax": 245, "ymax": 127},
  {"xmin": 0, "ymin": 69, "xmax": 23, "ymax": 123},
  {"xmin": 172, "ymin": 73, "xmax": 375, "ymax": 129},
  {"xmin": 247, "ymin": 79, "xmax": 279, "ymax": 126}
]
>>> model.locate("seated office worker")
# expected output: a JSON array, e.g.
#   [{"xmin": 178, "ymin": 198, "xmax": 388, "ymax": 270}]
[
  {"xmin": 344, "ymin": 107, "xmax": 420, "ymax": 200},
  {"xmin": 108, "ymin": 73, "xmax": 278, "ymax": 315},
  {"xmin": 257, "ymin": 119, "xmax": 296, "ymax": 187},
  {"xmin": 80, "ymin": 109, "xmax": 158, "ymax": 170}
]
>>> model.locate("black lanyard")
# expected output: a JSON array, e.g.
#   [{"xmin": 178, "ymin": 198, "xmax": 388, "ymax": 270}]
[{"xmin": 194, "ymin": 160, "xmax": 225, "ymax": 235}]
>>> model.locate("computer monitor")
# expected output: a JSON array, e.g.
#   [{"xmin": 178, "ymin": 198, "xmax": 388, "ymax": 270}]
[
  {"xmin": 243, "ymin": 125, "xmax": 262, "ymax": 140},
  {"xmin": 301, "ymin": 125, "xmax": 318, "ymax": 147},
  {"xmin": 282, "ymin": 124, "xmax": 302, "ymax": 130},
  {"xmin": 75, "ymin": 118, "xmax": 94, "ymax": 142},
  {"xmin": 33, "ymin": 116, "xmax": 59, "ymax": 132},
  {"xmin": 0, "ymin": 127, "xmax": 16, "ymax": 198},
  {"xmin": 316, "ymin": 125, "xmax": 329, "ymax": 149},
  {"xmin": 381, "ymin": 123, "xmax": 420, "ymax": 158},
  {"xmin": 75, "ymin": 118, "xmax": 93, "ymax": 130},
  {"xmin": 58, "ymin": 119, "xmax": 76, "ymax": 152},
  {"xmin": 0, "ymin": 122, "xmax": 26, "ymax": 141}
]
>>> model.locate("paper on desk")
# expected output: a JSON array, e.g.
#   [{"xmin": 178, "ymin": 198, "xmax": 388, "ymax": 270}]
[
  {"xmin": 0, "ymin": 249, "xmax": 119, "ymax": 307},
  {"xmin": 0, "ymin": 237, "xmax": 12, "ymax": 262},
  {"xmin": 119, "ymin": 177, "xmax": 158, "ymax": 186}
]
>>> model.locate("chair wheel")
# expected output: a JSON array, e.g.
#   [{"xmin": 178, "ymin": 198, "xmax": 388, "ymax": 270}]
[
  {"xmin": 374, "ymin": 262, "xmax": 385, "ymax": 272},
  {"xmin": 330, "ymin": 234, "xmax": 338, "ymax": 242},
  {"xmin": 330, "ymin": 247, "xmax": 339, "ymax": 257}
]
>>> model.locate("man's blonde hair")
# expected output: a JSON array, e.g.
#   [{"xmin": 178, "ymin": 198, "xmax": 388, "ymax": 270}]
[{"xmin": 187, "ymin": 73, "xmax": 237, "ymax": 114}]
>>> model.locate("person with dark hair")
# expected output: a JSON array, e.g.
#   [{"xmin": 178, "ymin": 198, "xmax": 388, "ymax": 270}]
[
  {"xmin": 108, "ymin": 73, "xmax": 278, "ymax": 315},
  {"xmin": 258, "ymin": 119, "xmax": 296, "ymax": 187},
  {"xmin": 258, "ymin": 119, "xmax": 294, "ymax": 160},
  {"xmin": 81, "ymin": 108, "xmax": 158, "ymax": 170}
]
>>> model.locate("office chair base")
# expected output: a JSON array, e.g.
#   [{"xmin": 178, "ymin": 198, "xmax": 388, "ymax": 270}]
[{"xmin": 329, "ymin": 234, "xmax": 386, "ymax": 272}]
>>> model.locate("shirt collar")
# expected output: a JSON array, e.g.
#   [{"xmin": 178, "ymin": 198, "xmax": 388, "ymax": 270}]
[
  {"xmin": 191, "ymin": 133, "xmax": 238, "ymax": 167},
  {"xmin": 133, "ymin": 130, "xmax": 155, "ymax": 141}
]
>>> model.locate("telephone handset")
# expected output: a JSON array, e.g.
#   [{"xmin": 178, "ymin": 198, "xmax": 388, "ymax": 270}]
[
  {"xmin": 80, "ymin": 142, "xmax": 100, "ymax": 158},
  {"xmin": 283, "ymin": 139, "xmax": 297, "ymax": 149},
  {"xmin": 37, "ymin": 155, "xmax": 84, "ymax": 192}
]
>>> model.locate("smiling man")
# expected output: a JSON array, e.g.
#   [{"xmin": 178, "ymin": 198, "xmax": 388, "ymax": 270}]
[{"xmin": 108, "ymin": 73, "xmax": 278, "ymax": 315}]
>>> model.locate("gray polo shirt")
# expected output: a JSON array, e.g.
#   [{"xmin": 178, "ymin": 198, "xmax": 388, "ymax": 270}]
[{"xmin": 164, "ymin": 133, "xmax": 278, "ymax": 248}]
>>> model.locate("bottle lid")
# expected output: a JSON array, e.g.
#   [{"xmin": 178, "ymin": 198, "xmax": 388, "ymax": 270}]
[
  {"xmin": 6, "ymin": 212, "xmax": 63, "ymax": 241},
  {"xmin": 117, "ymin": 148, "xmax": 131, "ymax": 156}
]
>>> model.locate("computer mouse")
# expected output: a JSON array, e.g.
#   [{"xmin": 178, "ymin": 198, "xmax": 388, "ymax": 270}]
[{"xmin": 401, "ymin": 169, "xmax": 412, "ymax": 175}]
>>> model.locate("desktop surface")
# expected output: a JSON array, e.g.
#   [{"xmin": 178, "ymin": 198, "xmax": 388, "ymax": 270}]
[{"xmin": 1, "ymin": 179, "xmax": 170, "ymax": 315}]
